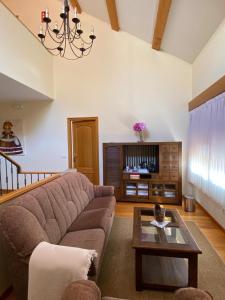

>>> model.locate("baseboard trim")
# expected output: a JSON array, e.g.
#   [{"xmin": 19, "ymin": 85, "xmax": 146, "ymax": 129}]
[
  {"xmin": 0, "ymin": 286, "xmax": 13, "ymax": 300},
  {"xmin": 196, "ymin": 201, "xmax": 225, "ymax": 233}
]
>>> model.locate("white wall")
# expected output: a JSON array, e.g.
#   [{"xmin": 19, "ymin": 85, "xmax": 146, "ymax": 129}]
[
  {"xmin": 192, "ymin": 18, "xmax": 225, "ymax": 97},
  {"xmin": 190, "ymin": 17, "xmax": 225, "ymax": 228},
  {"xmin": 0, "ymin": 14, "xmax": 192, "ymax": 183},
  {"xmin": 0, "ymin": 3, "xmax": 53, "ymax": 99}
]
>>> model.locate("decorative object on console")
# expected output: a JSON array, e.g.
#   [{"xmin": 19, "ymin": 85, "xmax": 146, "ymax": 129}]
[
  {"xmin": 154, "ymin": 204, "xmax": 166, "ymax": 222},
  {"xmin": 133, "ymin": 122, "xmax": 146, "ymax": 142},
  {"xmin": 38, "ymin": 0, "xmax": 96, "ymax": 60}
]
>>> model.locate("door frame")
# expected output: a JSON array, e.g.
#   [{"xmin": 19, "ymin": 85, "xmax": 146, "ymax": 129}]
[{"xmin": 67, "ymin": 117, "xmax": 99, "ymax": 182}]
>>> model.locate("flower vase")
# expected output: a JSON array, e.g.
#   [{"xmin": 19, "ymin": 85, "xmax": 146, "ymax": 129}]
[{"xmin": 138, "ymin": 131, "xmax": 144, "ymax": 143}]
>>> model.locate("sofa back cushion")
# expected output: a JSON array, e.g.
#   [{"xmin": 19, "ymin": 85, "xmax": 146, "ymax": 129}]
[
  {"xmin": 0, "ymin": 172, "xmax": 94, "ymax": 258},
  {"xmin": 0, "ymin": 204, "xmax": 49, "ymax": 258}
]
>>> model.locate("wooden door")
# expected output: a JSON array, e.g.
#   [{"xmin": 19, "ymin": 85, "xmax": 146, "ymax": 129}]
[{"xmin": 68, "ymin": 117, "xmax": 99, "ymax": 184}]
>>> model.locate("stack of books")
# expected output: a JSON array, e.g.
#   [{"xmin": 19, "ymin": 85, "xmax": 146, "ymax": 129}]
[{"xmin": 130, "ymin": 173, "xmax": 140, "ymax": 179}]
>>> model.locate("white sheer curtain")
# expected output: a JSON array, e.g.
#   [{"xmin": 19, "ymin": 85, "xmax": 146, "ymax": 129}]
[{"xmin": 187, "ymin": 92, "xmax": 225, "ymax": 207}]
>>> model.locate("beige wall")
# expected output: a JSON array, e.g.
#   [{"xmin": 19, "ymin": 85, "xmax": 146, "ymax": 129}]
[
  {"xmin": 0, "ymin": 3, "xmax": 53, "ymax": 99},
  {"xmin": 192, "ymin": 18, "xmax": 225, "ymax": 97},
  {"xmin": 191, "ymin": 17, "xmax": 225, "ymax": 229}
]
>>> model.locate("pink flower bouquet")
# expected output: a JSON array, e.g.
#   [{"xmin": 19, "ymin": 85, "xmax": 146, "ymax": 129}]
[
  {"xmin": 133, "ymin": 122, "xmax": 146, "ymax": 142},
  {"xmin": 133, "ymin": 122, "xmax": 146, "ymax": 132}
]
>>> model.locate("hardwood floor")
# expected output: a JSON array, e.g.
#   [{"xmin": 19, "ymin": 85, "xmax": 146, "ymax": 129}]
[
  {"xmin": 5, "ymin": 201, "xmax": 225, "ymax": 300},
  {"xmin": 116, "ymin": 202, "xmax": 225, "ymax": 262}
]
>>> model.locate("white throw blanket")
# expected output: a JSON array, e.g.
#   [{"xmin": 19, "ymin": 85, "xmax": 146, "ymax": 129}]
[{"xmin": 28, "ymin": 242, "xmax": 97, "ymax": 300}]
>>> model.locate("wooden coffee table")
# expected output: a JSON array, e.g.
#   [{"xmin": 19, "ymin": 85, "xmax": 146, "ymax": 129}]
[{"xmin": 132, "ymin": 208, "xmax": 202, "ymax": 291}]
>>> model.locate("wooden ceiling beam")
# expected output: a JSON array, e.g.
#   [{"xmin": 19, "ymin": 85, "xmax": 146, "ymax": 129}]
[
  {"xmin": 152, "ymin": 0, "xmax": 172, "ymax": 50},
  {"xmin": 70, "ymin": 0, "xmax": 82, "ymax": 14},
  {"xmin": 106, "ymin": 0, "xmax": 120, "ymax": 31}
]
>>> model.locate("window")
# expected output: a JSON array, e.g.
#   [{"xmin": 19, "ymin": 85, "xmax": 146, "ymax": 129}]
[{"xmin": 187, "ymin": 92, "xmax": 225, "ymax": 206}]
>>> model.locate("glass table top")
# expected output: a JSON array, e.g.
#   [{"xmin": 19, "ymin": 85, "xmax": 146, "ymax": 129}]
[{"xmin": 140, "ymin": 210, "xmax": 186, "ymax": 245}]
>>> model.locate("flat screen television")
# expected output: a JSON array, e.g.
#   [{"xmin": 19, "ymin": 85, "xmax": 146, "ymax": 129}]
[{"xmin": 123, "ymin": 144, "xmax": 159, "ymax": 173}]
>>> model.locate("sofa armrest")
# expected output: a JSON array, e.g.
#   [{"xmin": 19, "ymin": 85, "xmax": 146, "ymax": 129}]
[
  {"xmin": 62, "ymin": 280, "xmax": 128, "ymax": 300},
  {"xmin": 175, "ymin": 288, "xmax": 213, "ymax": 299},
  {"xmin": 94, "ymin": 185, "xmax": 114, "ymax": 198},
  {"xmin": 61, "ymin": 280, "xmax": 101, "ymax": 300}
]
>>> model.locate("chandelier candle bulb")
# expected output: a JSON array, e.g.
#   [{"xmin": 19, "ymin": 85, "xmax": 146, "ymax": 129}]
[{"xmin": 74, "ymin": 7, "xmax": 77, "ymax": 18}]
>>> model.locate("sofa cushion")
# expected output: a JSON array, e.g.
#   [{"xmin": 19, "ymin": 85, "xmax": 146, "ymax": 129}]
[
  {"xmin": 0, "ymin": 205, "xmax": 49, "ymax": 258},
  {"xmin": 61, "ymin": 172, "xmax": 95, "ymax": 203},
  {"xmin": 68, "ymin": 208, "xmax": 111, "ymax": 233},
  {"xmin": 85, "ymin": 197, "xmax": 116, "ymax": 214},
  {"xmin": 60, "ymin": 229, "xmax": 105, "ymax": 273}
]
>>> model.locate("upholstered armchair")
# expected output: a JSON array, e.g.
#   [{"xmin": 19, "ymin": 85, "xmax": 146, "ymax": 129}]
[{"xmin": 61, "ymin": 280, "xmax": 213, "ymax": 300}]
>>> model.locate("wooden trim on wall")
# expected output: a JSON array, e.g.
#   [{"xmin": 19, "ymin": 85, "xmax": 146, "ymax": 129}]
[
  {"xmin": 189, "ymin": 75, "xmax": 225, "ymax": 111},
  {"xmin": 105, "ymin": 0, "xmax": 120, "ymax": 31},
  {"xmin": 152, "ymin": 0, "xmax": 172, "ymax": 50},
  {"xmin": 0, "ymin": 174, "xmax": 60, "ymax": 205},
  {"xmin": 67, "ymin": 118, "xmax": 73, "ymax": 169}
]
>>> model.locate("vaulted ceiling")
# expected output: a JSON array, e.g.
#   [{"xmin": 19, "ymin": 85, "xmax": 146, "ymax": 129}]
[{"xmin": 2, "ymin": 0, "xmax": 225, "ymax": 63}]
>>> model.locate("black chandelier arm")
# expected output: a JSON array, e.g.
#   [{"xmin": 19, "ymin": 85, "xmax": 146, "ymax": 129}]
[
  {"xmin": 63, "ymin": 54, "xmax": 81, "ymax": 61},
  {"xmin": 68, "ymin": 40, "xmax": 83, "ymax": 59},
  {"xmin": 61, "ymin": 33, "xmax": 67, "ymax": 57},
  {"xmin": 82, "ymin": 47, "xmax": 93, "ymax": 57},
  {"xmin": 76, "ymin": 40, "xmax": 94, "ymax": 52},
  {"xmin": 67, "ymin": 25, "xmax": 80, "ymax": 42},
  {"xmin": 46, "ymin": 24, "xmax": 65, "ymax": 44},
  {"xmin": 41, "ymin": 34, "xmax": 65, "ymax": 52},
  {"xmin": 80, "ymin": 35, "xmax": 95, "ymax": 45},
  {"xmin": 70, "ymin": 39, "xmax": 85, "ymax": 51},
  {"xmin": 41, "ymin": 41, "xmax": 61, "ymax": 56},
  {"xmin": 69, "ymin": 29, "xmax": 81, "ymax": 44},
  {"xmin": 46, "ymin": 24, "xmax": 64, "ymax": 42},
  {"xmin": 40, "ymin": 23, "xmax": 48, "ymax": 44},
  {"xmin": 54, "ymin": 19, "xmax": 65, "ymax": 39}
]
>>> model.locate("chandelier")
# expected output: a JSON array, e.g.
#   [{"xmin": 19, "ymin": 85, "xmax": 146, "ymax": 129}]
[{"xmin": 38, "ymin": 0, "xmax": 96, "ymax": 60}]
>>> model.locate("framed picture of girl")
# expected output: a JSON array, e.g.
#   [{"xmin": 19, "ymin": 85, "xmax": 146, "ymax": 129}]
[{"xmin": 0, "ymin": 120, "xmax": 25, "ymax": 155}]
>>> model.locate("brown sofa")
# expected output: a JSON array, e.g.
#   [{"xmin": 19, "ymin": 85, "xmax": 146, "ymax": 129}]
[
  {"xmin": 0, "ymin": 172, "xmax": 116, "ymax": 300},
  {"xmin": 62, "ymin": 280, "xmax": 127, "ymax": 300},
  {"xmin": 61, "ymin": 280, "xmax": 213, "ymax": 300}
]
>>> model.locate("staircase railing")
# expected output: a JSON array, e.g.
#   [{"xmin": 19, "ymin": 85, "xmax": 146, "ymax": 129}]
[{"xmin": 0, "ymin": 151, "xmax": 58, "ymax": 196}]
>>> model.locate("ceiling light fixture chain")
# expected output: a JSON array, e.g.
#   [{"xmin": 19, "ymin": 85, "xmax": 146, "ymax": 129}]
[{"xmin": 38, "ymin": 0, "xmax": 96, "ymax": 60}]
